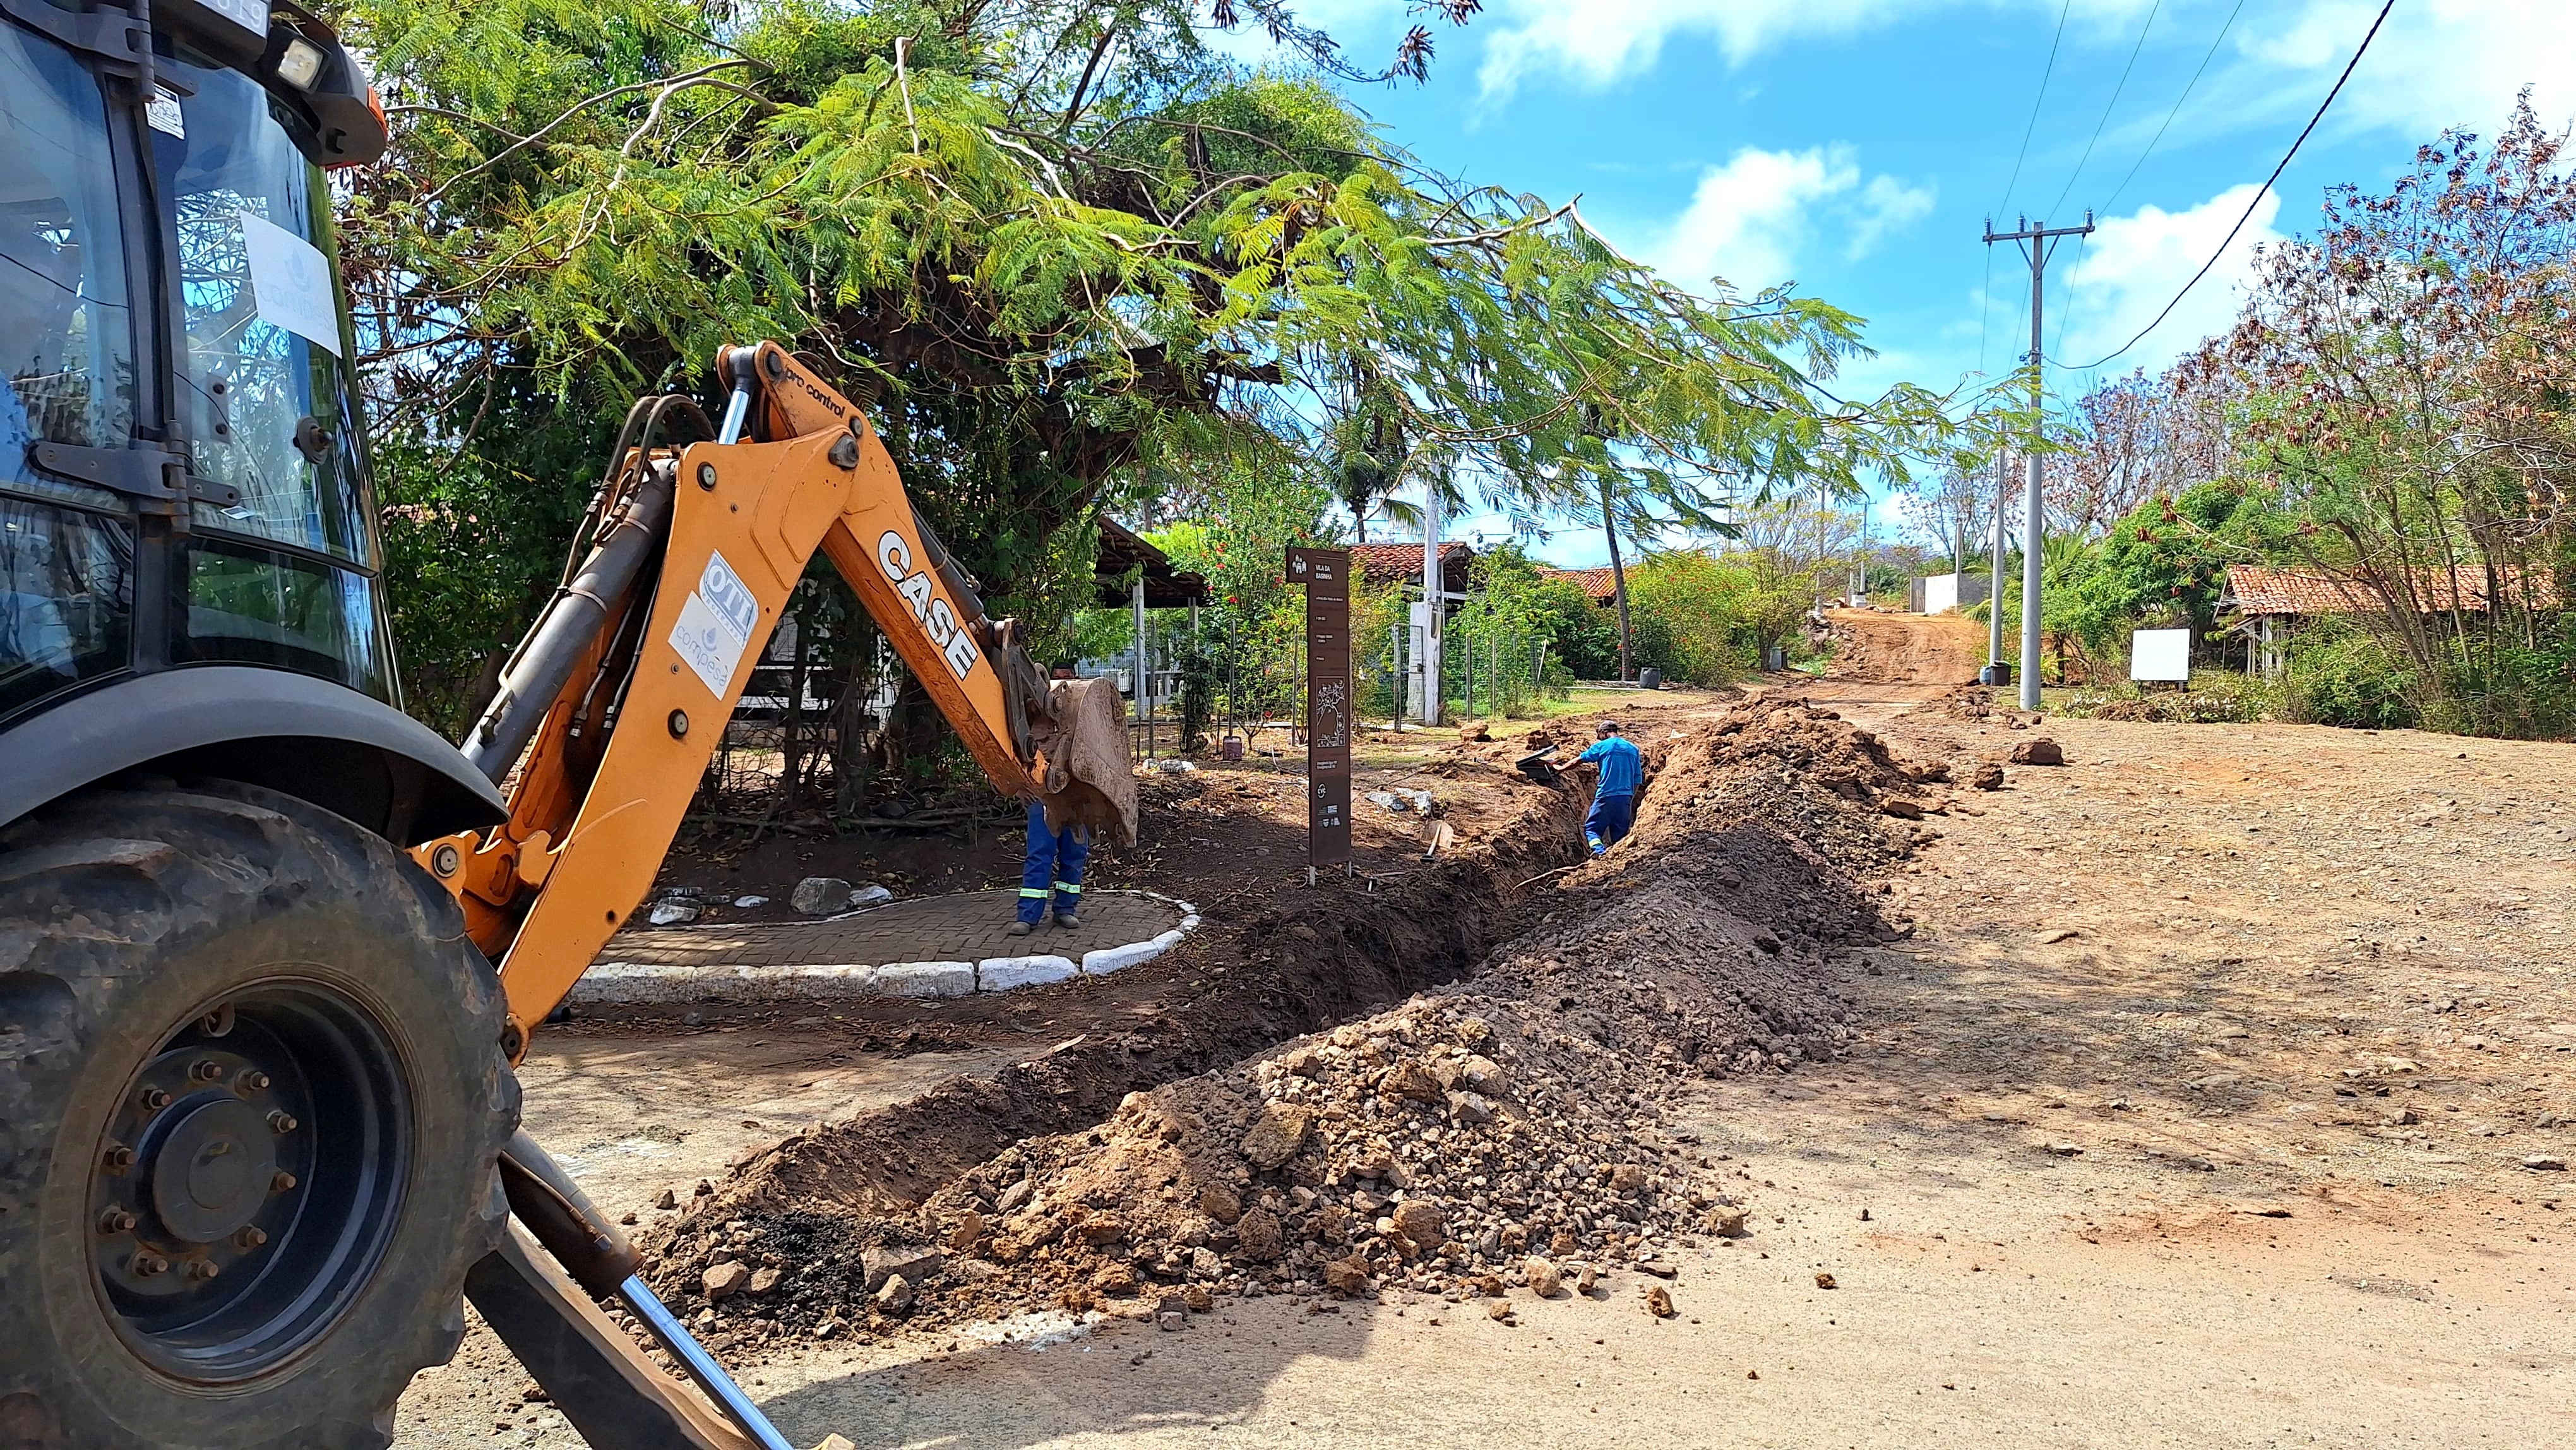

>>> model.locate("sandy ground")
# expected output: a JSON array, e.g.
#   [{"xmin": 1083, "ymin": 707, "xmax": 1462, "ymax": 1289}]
[{"xmin": 396, "ymin": 620, "xmax": 2575, "ymax": 1447}]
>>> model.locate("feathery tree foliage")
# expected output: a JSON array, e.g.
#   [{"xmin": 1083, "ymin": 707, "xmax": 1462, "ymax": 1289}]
[{"xmin": 335, "ymin": 0, "xmax": 1952, "ymax": 741}]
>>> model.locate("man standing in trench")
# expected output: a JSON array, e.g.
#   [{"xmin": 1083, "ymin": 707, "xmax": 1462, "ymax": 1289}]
[{"xmin": 1575, "ymin": 719, "xmax": 1642, "ymax": 855}]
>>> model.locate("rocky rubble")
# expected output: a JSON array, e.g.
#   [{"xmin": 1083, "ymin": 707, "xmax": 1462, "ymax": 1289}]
[{"xmin": 636, "ymin": 700, "xmax": 1932, "ymax": 1357}]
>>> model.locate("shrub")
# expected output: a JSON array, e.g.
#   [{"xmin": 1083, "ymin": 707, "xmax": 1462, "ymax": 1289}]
[
  {"xmin": 2059, "ymin": 669, "xmax": 2279, "ymax": 724},
  {"xmin": 2283, "ymin": 622, "xmax": 2419, "ymax": 729}
]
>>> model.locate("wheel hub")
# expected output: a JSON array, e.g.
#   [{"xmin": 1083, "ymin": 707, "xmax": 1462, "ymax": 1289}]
[
  {"xmin": 147, "ymin": 1096, "xmax": 277, "ymax": 1245},
  {"xmin": 87, "ymin": 982, "xmax": 412, "ymax": 1384}
]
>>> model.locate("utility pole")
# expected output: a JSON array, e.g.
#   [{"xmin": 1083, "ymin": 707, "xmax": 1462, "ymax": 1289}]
[
  {"xmin": 1986, "ymin": 446, "xmax": 2009, "ymax": 673},
  {"xmin": 1417, "ymin": 482, "xmax": 1443, "ymax": 725},
  {"xmin": 1984, "ymin": 213, "xmax": 2092, "ymax": 710},
  {"xmin": 1599, "ymin": 478, "xmax": 1633, "ymax": 682}
]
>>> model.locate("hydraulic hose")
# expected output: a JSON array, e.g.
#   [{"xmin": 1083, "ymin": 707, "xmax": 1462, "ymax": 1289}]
[{"xmin": 461, "ymin": 462, "xmax": 675, "ymax": 783}]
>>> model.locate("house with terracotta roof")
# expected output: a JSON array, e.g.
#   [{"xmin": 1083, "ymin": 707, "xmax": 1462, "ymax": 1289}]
[
  {"xmin": 2222, "ymin": 563, "xmax": 2547, "ymax": 678},
  {"xmin": 1536, "ymin": 565, "xmax": 1619, "ymax": 604},
  {"xmin": 1349, "ymin": 541, "xmax": 1474, "ymax": 599}
]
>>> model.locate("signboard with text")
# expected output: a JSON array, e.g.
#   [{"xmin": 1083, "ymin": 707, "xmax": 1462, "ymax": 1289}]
[{"xmin": 1287, "ymin": 546, "xmax": 1352, "ymax": 866}]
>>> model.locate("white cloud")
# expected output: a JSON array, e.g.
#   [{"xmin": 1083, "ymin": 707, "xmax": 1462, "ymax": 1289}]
[
  {"xmin": 2239, "ymin": 0, "xmax": 2576, "ymax": 140},
  {"xmin": 1849, "ymin": 174, "xmax": 1940, "ymax": 258},
  {"xmin": 2056, "ymin": 182, "xmax": 2284, "ymax": 371},
  {"xmin": 1649, "ymin": 145, "xmax": 1935, "ymax": 294},
  {"xmin": 1472, "ymin": 0, "xmax": 2157, "ymax": 101}
]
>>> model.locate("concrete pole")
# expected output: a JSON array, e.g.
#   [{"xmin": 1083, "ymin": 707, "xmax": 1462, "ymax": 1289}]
[
  {"xmin": 2022, "ymin": 245, "xmax": 2046, "ymax": 712},
  {"xmin": 1988, "ymin": 449, "xmax": 2008, "ymax": 669},
  {"xmin": 1133, "ymin": 575, "xmax": 1149, "ymax": 757},
  {"xmin": 1418, "ymin": 485, "xmax": 1443, "ymax": 726}
]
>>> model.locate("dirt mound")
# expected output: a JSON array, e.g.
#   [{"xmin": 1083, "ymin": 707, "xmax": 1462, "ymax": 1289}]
[{"xmin": 635, "ymin": 702, "xmax": 1931, "ymax": 1357}]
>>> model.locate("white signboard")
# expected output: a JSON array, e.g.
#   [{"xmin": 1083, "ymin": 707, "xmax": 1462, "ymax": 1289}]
[
  {"xmin": 239, "ymin": 212, "xmax": 342, "ymax": 357},
  {"xmin": 669, "ymin": 551, "xmax": 760, "ymax": 696},
  {"xmin": 2130, "ymin": 628, "xmax": 2192, "ymax": 682}
]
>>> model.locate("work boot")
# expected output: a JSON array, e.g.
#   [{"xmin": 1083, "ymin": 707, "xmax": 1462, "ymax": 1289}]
[
  {"xmin": 1007, "ymin": 920, "xmax": 1035, "ymax": 937},
  {"xmin": 1587, "ymin": 837, "xmax": 1607, "ymax": 857},
  {"xmin": 1054, "ymin": 911, "xmax": 1082, "ymax": 930}
]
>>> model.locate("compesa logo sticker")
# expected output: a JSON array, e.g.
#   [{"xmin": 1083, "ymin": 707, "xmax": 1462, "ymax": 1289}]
[{"xmin": 877, "ymin": 530, "xmax": 983, "ymax": 681}]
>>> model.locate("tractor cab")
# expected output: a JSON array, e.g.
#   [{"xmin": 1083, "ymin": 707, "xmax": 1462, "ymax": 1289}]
[
  {"xmin": 1, "ymin": 1, "xmax": 494, "ymax": 839},
  {"xmin": 2, "ymin": 0, "xmax": 386, "ymax": 719}
]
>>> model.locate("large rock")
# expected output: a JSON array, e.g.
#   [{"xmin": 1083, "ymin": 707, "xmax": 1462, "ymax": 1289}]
[
  {"xmin": 861, "ymin": 1244, "xmax": 944, "ymax": 1293},
  {"xmin": 1380, "ymin": 1059, "xmax": 1445, "ymax": 1104},
  {"xmin": 1239, "ymin": 1103, "xmax": 1311, "ymax": 1170},
  {"xmin": 1323, "ymin": 1256, "xmax": 1373, "ymax": 1296},
  {"xmin": 791, "ymin": 877, "xmax": 852, "ymax": 915},
  {"xmin": 874, "ymin": 1273, "xmax": 915, "ymax": 1312},
  {"xmin": 1524, "ymin": 1255, "xmax": 1564, "ymax": 1298},
  {"xmin": 701, "ymin": 1261, "xmax": 751, "ymax": 1301},
  {"xmin": 1389, "ymin": 1199, "xmax": 1446, "ymax": 1252},
  {"xmin": 2009, "ymin": 738, "xmax": 2066, "ymax": 766},
  {"xmin": 1232, "ymin": 1207, "xmax": 1285, "ymax": 1261}
]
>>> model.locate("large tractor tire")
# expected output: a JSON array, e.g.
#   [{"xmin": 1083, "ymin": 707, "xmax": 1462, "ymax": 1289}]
[{"xmin": 0, "ymin": 781, "xmax": 520, "ymax": 1448}]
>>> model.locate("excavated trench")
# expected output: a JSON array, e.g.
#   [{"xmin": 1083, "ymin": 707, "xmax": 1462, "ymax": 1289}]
[
  {"xmin": 676, "ymin": 765, "xmax": 1597, "ymax": 1221},
  {"xmin": 635, "ymin": 702, "xmax": 1956, "ymax": 1355}
]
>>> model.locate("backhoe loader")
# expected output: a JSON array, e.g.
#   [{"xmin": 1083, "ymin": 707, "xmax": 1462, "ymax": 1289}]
[{"xmin": 0, "ymin": 4, "xmax": 1095, "ymax": 1444}]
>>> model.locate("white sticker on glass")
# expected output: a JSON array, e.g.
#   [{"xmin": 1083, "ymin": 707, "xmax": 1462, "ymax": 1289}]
[
  {"xmin": 237, "ymin": 211, "xmax": 342, "ymax": 357},
  {"xmin": 667, "ymin": 551, "xmax": 759, "ymax": 697},
  {"xmin": 146, "ymin": 87, "xmax": 184, "ymax": 138}
]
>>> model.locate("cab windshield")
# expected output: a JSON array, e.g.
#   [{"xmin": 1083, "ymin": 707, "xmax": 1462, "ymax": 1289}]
[
  {"xmin": 152, "ymin": 48, "xmax": 371, "ymax": 563},
  {"xmin": 152, "ymin": 47, "xmax": 390, "ymax": 697}
]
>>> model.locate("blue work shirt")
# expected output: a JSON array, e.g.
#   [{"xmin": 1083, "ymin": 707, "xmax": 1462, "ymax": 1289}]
[{"xmin": 1577, "ymin": 734, "xmax": 1642, "ymax": 799}]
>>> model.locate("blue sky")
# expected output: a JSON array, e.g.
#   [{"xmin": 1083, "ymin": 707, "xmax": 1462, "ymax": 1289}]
[{"xmin": 1233, "ymin": 0, "xmax": 2576, "ymax": 567}]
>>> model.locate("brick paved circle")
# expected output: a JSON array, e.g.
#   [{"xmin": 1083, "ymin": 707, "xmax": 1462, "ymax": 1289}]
[{"xmin": 573, "ymin": 889, "xmax": 1193, "ymax": 1004}]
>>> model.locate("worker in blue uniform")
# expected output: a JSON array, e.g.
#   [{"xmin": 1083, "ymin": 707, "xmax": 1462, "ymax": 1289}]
[
  {"xmin": 1575, "ymin": 719, "xmax": 1643, "ymax": 855},
  {"xmin": 1010, "ymin": 798, "xmax": 1088, "ymax": 935},
  {"xmin": 1010, "ymin": 664, "xmax": 1090, "ymax": 936}
]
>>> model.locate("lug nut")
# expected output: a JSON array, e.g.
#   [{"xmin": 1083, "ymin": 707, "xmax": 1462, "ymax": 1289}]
[
  {"xmin": 234, "ymin": 1225, "xmax": 268, "ymax": 1250},
  {"xmin": 131, "ymin": 1252, "xmax": 169, "ymax": 1277},
  {"xmin": 270, "ymin": 1171, "xmax": 297, "ymax": 1193},
  {"xmin": 137, "ymin": 1086, "xmax": 171, "ymax": 1111},
  {"xmin": 102, "ymin": 1144, "xmax": 135, "ymax": 1173},
  {"xmin": 265, "ymin": 1110, "xmax": 297, "ymax": 1134},
  {"xmin": 235, "ymin": 1070, "xmax": 270, "ymax": 1093},
  {"xmin": 98, "ymin": 1208, "xmax": 136, "ymax": 1235},
  {"xmin": 189, "ymin": 1060, "xmax": 224, "ymax": 1083},
  {"xmin": 185, "ymin": 1259, "xmax": 220, "ymax": 1282}
]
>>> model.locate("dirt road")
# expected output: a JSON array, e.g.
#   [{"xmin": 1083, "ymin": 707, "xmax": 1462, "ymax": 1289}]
[
  {"xmin": 1813, "ymin": 608, "xmax": 1986, "ymax": 701},
  {"xmin": 397, "ymin": 641, "xmax": 2575, "ymax": 1449}
]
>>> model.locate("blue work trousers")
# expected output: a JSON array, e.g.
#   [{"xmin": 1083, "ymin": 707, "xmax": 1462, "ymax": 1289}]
[
  {"xmin": 1018, "ymin": 802, "xmax": 1091, "ymax": 924},
  {"xmin": 1584, "ymin": 792, "xmax": 1635, "ymax": 854}
]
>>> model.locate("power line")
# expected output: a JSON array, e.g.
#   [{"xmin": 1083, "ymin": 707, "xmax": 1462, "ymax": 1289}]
[
  {"xmin": 2045, "ymin": 0, "xmax": 2164, "ymax": 222},
  {"xmin": 1994, "ymin": 0, "xmax": 2076, "ymax": 222},
  {"xmin": 2097, "ymin": 0, "xmax": 2248, "ymax": 220},
  {"xmin": 2054, "ymin": 0, "xmax": 2392, "ymax": 374}
]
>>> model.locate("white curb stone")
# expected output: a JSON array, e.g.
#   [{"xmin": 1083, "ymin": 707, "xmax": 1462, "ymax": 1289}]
[
  {"xmin": 871, "ymin": 961, "xmax": 977, "ymax": 998},
  {"xmin": 1081, "ymin": 941, "xmax": 1162, "ymax": 976},
  {"xmin": 977, "ymin": 955, "xmax": 1080, "ymax": 992}
]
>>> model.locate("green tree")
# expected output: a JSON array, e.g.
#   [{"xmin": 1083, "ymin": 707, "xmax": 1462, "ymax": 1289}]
[{"xmin": 339, "ymin": 0, "xmax": 1962, "ymax": 774}]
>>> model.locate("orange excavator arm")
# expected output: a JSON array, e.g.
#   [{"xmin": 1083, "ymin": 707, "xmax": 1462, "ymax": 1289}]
[{"xmin": 414, "ymin": 343, "xmax": 1054, "ymax": 1050}]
